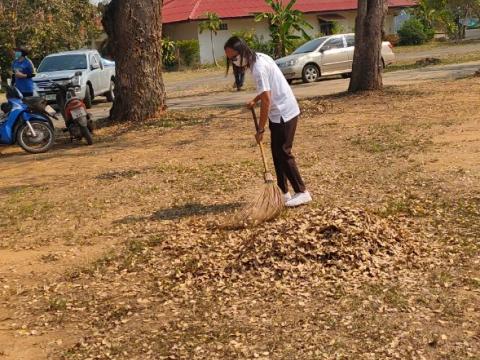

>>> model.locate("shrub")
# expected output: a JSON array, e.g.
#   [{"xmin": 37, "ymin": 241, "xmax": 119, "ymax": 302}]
[
  {"xmin": 398, "ymin": 18, "xmax": 432, "ymax": 45},
  {"xmin": 161, "ymin": 39, "xmax": 200, "ymax": 69},
  {"xmin": 232, "ymin": 29, "xmax": 276, "ymax": 58},
  {"xmin": 162, "ymin": 38, "xmax": 177, "ymax": 68},
  {"xmin": 176, "ymin": 40, "xmax": 200, "ymax": 67},
  {"xmin": 331, "ymin": 21, "xmax": 345, "ymax": 35},
  {"xmin": 231, "ymin": 29, "xmax": 257, "ymax": 49}
]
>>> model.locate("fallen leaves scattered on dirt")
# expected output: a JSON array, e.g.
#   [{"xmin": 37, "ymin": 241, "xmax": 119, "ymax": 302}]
[
  {"xmin": 1, "ymin": 78, "xmax": 480, "ymax": 359},
  {"xmin": 12, "ymin": 205, "xmax": 434, "ymax": 359}
]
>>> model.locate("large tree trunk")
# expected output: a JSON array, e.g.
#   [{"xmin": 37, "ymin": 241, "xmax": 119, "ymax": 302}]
[
  {"xmin": 102, "ymin": 0, "xmax": 165, "ymax": 122},
  {"xmin": 348, "ymin": 0, "xmax": 388, "ymax": 92}
]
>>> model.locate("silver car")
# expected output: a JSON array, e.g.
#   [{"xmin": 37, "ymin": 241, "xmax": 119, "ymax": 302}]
[{"xmin": 275, "ymin": 33, "xmax": 395, "ymax": 83}]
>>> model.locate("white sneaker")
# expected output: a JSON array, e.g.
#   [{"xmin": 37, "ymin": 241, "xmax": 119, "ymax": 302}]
[
  {"xmin": 285, "ymin": 191, "xmax": 312, "ymax": 207},
  {"xmin": 283, "ymin": 192, "xmax": 292, "ymax": 203}
]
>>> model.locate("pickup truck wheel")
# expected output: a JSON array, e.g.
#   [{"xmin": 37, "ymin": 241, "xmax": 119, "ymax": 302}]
[
  {"xmin": 106, "ymin": 79, "xmax": 115, "ymax": 102},
  {"xmin": 84, "ymin": 86, "xmax": 93, "ymax": 109},
  {"xmin": 302, "ymin": 64, "xmax": 320, "ymax": 83}
]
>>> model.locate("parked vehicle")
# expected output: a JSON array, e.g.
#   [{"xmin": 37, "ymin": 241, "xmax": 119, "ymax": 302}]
[
  {"xmin": 275, "ymin": 34, "xmax": 395, "ymax": 83},
  {"xmin": 0, "ymin": 86, "xmax": 56, "ymax": 154},
  {"xmin": 48, "ymin": 71, "xmax": 94, "ymax": 145},
  {"xmin": 33, "ymin": 50, "xmax": 116, "ymax": 109}
]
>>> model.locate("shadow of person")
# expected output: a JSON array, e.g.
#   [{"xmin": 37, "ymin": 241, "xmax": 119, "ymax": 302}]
[
  {"xmin": 115, "ymin": 202, "xmax": 242, "ymax": 224},
  {"xmin": 150, "ymin": 202, "xmax": 242, "ymax": 221}
]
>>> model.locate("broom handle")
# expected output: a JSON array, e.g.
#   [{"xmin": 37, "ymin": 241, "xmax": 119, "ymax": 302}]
[{"xmin": 251, "ymin": 108, "xmax": 270, "ymax": 174}]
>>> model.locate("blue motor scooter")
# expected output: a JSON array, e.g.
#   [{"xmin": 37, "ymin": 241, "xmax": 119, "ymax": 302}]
[{"xmin": 0, "ymin": 86, "xmax": 56, "ymax": 154}]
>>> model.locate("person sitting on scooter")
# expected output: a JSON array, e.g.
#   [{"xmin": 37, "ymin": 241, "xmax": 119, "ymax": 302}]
[{"xmin": 11, "ymin": 46, "xmax": 36, "ymax": 97}]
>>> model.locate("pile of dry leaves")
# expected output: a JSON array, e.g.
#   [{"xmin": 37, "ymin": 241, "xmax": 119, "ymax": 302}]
[
  {"xmin": 227, "ymin": 207, "xmax": 417, "ymax": 278},
  {"xmin": 155, "ymin": 206, "xmax": 423, "ymax": 286}
]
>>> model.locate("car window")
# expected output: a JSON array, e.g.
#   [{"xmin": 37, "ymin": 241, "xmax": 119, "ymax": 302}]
[
  {"xmin": 346, "ymin": 35, "xmax": 355, "ymax": 47},
  {"xmin": 37, "ymin": 55, "xmax": 88, "ymax": 72},
  {"xmin": 94, "ymin": 55, "xmax": 104, "ymax": 69},
  {"xmin": 293, "ymin": 37, "xmax": 329, "ymax": 54},
  {"xmin": 323, "ymin": 37, "xmax": 345, "ymax": 50},
  {"xmin": 90, "ymin": 55, "xmax": 99, "ymax": 69}
]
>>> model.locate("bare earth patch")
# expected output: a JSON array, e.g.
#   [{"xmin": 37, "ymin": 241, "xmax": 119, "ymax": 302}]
[{"xmin": 0, "ymin": 78, "xmax": 479, "ymax": 359}]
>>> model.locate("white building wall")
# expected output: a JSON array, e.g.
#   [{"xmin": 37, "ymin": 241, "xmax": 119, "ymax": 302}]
[
  {"xmin": 198, "ymin": 18, "xmax": 270, "ymax": 64},
  {"xmin": 163, "ymin": 22, "xmax": 198, "ymax": 41},
  {"xmin": 165, "ymin": 10, "xmax": 406, "ymax": 64}
]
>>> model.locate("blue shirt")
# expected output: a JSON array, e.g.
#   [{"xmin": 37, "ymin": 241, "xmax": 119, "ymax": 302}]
[{"xmin": 12, "ymin": 58, "xmax": 35, "ymax": 93}]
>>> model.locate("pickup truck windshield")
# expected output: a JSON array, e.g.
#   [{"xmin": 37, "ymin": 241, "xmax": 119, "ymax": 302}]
[
  {"xmin": 38, "ymin": 55, "xmax": 88, "ymax": 72},
  {"xmin": 293, "ymin": 37, "xmax": 329, "ymax": 54}
]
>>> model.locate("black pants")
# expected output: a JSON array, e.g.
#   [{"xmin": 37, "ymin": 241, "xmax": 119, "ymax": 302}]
[
  {"xmin": 233, "ymin": 67, "xmax": 245, "ymax": 89},
  {"xmin": 269, "ymin": 116, "xmax": 306, "ymax": 194}
]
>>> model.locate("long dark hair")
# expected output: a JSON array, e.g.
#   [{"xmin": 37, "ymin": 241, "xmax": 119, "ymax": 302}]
[{"xmin": 224, "ymin": 36, "xmax": 257, "ymax": 75}]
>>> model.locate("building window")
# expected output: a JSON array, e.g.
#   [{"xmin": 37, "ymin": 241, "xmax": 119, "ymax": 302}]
[
  {"xmin": 219, "ymin": 23, "xmax": 228, "ymax": 31},
  {"xmin": 319, "ymin": 19, "xmax": 334, "ymax": 35}
]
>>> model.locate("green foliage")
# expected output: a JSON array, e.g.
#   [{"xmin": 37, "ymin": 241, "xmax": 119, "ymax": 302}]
[
  {"xmin": 412, "ymin": 0, "xmax": 480, "ymax": 41},
  {"xmin": 254, "ymin": 0, "xmax": 313, "ymax": 58},
  {"xmin": 177, "ymin": 40, "xmax": 200, "ymax": 67},
  {"xmin": 199, "ymin": 12, "xmax": 222, "ymax": 35},
  {"xmin": 398, "ymin": 18, "xmax": 432, "ymax": 45},
  {"xmin": 331, "ymin": 21, "xmax": 345, "ymax": 35},
  {"xmin": 199, "ymin": 12, "xmax": 223, "ymax": 65},
  {"xmin": 231, "ymin": 29, "xmax": 257, "ymax": 49},
  {"xmin": 0, "ymin": 0, "xmax": 102, "ymax": 80},
  {"xmin": 162, "ymin": 38, "xmax": 177, "ymax": 68},
  {"xmin": 231, "ymin": 29, "xmax": 276, "ymax": 57},
  {"xmin": 161, "ymin": 39, "xmax": 200, "ymax": 69}
]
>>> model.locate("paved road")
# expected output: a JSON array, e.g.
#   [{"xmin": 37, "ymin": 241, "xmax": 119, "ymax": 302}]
[
  {"xmin": 167, "ymin": 61, "xmax": 480, "ymax": 109},
  {"xmin": 88, "ymin": 60, "xmax": 480, "ymax": 119}
]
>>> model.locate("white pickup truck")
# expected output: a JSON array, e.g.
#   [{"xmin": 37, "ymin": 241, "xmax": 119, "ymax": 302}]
[{"xmin": 33, "ymin": 50, "xmax": 116, "ymax": 108}]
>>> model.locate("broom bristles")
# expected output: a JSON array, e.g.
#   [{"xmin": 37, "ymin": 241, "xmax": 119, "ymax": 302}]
[{"xmin": 226, "ymin": 179, "xmax": 284, "ymax": 229}]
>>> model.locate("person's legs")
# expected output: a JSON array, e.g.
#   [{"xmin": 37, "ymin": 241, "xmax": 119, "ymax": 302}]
[
  {"xmin": 238, "ymin": 70, "xmax": 245, "ymax": 88},
  {"xmin": 269, "ymin": 121, "xmax": 289, "ymax": 194},
  {"xmin": 279, "ymin": 117, "xmax": 306, "ymax": 194}
]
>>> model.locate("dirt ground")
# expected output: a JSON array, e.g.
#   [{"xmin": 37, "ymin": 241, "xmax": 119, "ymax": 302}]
[{"xmin": 0, "ymin": 77, "xmax": 479, "ymax": 359}]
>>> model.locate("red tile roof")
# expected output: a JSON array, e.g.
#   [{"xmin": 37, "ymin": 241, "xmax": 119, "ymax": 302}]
[{"xmin": 163, "ymin": 0, "xmax": 416, "ymax": 24}]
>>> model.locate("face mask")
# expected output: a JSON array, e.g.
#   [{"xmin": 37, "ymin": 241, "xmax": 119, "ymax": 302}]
[
  {"xmin": 232, "ymin": 56, "xmax": 248, "ymax": 67},
  {"xmin": 14, "ymin": 51, "xmax": 22, "ymax": 60}
]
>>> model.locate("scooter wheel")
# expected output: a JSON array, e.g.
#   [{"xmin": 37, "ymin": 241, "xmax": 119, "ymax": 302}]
[
  {"xmin": 17, "ymin": 121, "xmax": 55, "ymax": 154},
  {"xmin": 80, "ymin": 125, "xmax": 93, "ymax": 145}
]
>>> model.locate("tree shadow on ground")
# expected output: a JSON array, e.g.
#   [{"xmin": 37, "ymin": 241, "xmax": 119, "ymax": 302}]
[{"xmin": 115, "ymin": 202, "xmax": 242, "ymax": 224}]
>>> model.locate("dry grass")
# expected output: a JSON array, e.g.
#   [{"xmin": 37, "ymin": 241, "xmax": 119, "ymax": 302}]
[
  {"xmin": 393, "ymin": 38, "xmax": 480, "ymax": 54},
  {"xmin": 0, "ymin": 78, "xmax": 479, "ymax": 359}
]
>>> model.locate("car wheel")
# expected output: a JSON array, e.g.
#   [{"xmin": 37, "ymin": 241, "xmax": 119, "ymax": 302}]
[
  {"xmin": 106, "ymin": 79, "xmax": 115, "ymax": 102},
  {"xmin": 84, "ymin": 85, "xmax": 93, "ymax": 109},
  {"xmin": 302, "ymin": 64, "xmax": 320, "ymax": 83}
]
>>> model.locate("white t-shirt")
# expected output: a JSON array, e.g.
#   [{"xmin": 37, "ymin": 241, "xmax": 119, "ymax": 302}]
[{"xmin": 251, "ymin": 53, "xmax": 300, "ymax": 123}]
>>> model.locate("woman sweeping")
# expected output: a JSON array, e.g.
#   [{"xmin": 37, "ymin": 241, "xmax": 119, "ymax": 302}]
[{"xmin": 224, "ymin": 36, "xmax": 312, "ymax": 207}]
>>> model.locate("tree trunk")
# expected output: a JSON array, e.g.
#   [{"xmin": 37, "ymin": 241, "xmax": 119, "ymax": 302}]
[
  {"xmin": 211, "ymin": 31, "xmax": 218, "ymax": 66},
  {"xmin": 348, "ymin": 0, "xmax": 388, "ymax": 92},
  {"xmin": 102, "ymin": 0, "xmax": 165, "ymax": 122}
]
